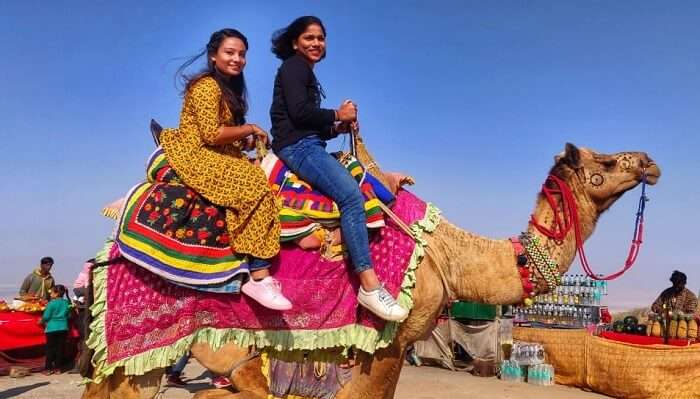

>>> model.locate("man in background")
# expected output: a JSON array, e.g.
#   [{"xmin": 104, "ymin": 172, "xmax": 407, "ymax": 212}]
[
  {"xmin": 19, "ymin": 256, "xmax": 56, "ymax": 300},
  {"xmin": 651, "ymin": 270, "xmax": 698, "ymax": 315}
]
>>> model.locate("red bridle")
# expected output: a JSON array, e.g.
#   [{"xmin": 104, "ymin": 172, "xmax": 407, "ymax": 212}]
[{"xmin": 529, "ymin": 173, "xmax": 648, "ymax": 281}]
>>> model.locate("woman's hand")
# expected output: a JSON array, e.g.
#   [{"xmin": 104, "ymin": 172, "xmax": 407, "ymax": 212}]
[
  {"xmin": 334, "ymin": 121, "xmax": 351, "ymax": 134},
  {"xmin": 248, "ymin": 124, "xmax": 270, "ymax": 146},
  {"xmin": 336, "ymin": 100, "xmax": 357, "ymax": 122},
  {"xmin": 243, "ymin": 135, "xmax": 256, "ymax": 151},
  {"xmin": 386, "ymin": 172, "xmax": 416, "ymax": 194}
]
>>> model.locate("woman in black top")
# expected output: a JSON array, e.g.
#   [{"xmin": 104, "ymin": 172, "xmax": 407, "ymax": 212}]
[{"xmin": 270, "ymin": 16, "xmax": 407, "ymax": 322}]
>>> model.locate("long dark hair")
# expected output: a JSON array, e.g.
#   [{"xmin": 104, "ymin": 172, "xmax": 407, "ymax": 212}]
[
  {"xmin": 271, "ymin": 16, "xmax": 327, "ymax": 61},
  {"xmin": 176, "ymin": 29, "xmax": 249, "ymax": 125}
]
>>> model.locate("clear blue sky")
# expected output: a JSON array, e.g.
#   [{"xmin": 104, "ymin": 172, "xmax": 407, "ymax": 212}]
[{"xmin": 1, "ymin": 1, "xmax": 698, "ymax": 310}]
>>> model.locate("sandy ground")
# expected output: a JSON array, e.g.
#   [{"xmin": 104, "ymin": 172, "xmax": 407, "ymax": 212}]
[{"xmin": 0, "ymin": 361, "xmax": 607, "ymax": 399}]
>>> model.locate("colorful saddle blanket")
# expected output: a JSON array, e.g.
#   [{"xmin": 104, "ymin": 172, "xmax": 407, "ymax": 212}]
[
  {"xmin": 87, "ymin": 190, "xmax": 440, "ymax": 382},
  {"xmin": 261, "ymin": 152, "xmax": 394, "ymax": 241},
  {"xmin": 115, "ymin": 148, "xmax": 394, "ymax": 287}
]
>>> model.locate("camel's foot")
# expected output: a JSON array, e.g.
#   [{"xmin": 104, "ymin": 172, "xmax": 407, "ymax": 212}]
[{"xmin": 192, "ymin": 388, "xmax": 263, "ymax": 399}]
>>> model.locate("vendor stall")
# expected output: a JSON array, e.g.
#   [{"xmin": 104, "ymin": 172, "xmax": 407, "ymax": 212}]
[
  {"xmin": 514, "ymin": 326, "xmax": 700, "ymax": 398},
  {"xmin": 506, "ymin": 271, "xmax": 700, "ymax": 397},
  {"xmin": 0, "ymin": 309, "xmax": 47, "ymax": 375},
  {"xmin": 0, "ymin": 310, "xmax": 46, "ymax": 352},
  {"xmin": 0, "ymin": 300, "xmax": 79, "ymax": 375}
]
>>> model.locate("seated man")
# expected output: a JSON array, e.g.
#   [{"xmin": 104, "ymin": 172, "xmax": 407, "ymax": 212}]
[
  {"xmin": 19, "ymin": 256, "xmax": 56, "ymax": 300},
  {"xmin": 651, "ymin": 270, "xmax": 698, "ymax": 315}
]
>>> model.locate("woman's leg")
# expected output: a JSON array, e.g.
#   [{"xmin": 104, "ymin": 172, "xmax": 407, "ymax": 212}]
[
  {"xmin": 277, "ymin": 137, "xmax": 408, "ymax": 321},
  {"xmin": 241, "ymin": 257, "xmax": 292, "ymax": 311},
  {"xmin": 278, "ymin": 137, "xmax": 372, "ymax": 274},
  {"xmin": 248, "ymin": 258, "xmax": 271, "ymax": 281}
]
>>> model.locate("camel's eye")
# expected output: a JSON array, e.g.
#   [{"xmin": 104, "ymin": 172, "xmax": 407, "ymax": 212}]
[{"xmin": 590, "ymin": 173, "xmax": 604, "ymax": 187}]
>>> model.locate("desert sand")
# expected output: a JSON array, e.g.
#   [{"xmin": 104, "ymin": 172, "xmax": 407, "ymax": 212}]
[{"xmin": 0, "ymin": 360, "xmax": 608, "ymax": 399}]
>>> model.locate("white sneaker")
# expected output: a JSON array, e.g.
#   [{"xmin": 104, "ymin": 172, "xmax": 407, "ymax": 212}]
[
  {"xmin": 241, "ymin": 276, "xmax": 292, "ymax": 311},
  {"xmin": 357, "ymin": 285, "xmax": 409, "ymax": 321}
]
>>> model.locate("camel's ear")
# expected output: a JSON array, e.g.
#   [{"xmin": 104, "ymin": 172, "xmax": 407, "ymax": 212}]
[{"xmin": 555, "ymin": 143, "xmax": 581, "ymax": 168}]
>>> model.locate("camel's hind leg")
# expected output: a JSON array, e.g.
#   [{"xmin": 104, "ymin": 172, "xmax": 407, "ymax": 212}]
[{"xmin": 81, "ymin": 367, "xmax": 165, "ymax": 399}]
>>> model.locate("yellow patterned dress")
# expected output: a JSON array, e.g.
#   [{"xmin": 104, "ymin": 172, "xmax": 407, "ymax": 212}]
[{"xmin": 160, "ymin": 76, "xmax": 280, "ymax": 259}]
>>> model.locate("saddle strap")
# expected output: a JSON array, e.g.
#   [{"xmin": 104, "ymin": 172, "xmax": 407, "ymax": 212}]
[{"xmin": 376, "ymin": 201, "xmax": 455, "ymax": 302}]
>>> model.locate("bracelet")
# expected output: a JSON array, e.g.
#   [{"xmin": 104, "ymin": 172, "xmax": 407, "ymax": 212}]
[{"xmin": 334, "ymin": 110, "xmax": 339, "ymax": 121}]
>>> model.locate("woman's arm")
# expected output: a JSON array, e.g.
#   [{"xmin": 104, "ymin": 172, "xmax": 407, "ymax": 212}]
[
  {"xmin": 214, "ymin": 124, "xmax": 268, "ymax": 146},
  {"xmin": 190, "ymin": 78, "xmax": 265, "ymax": 146}
]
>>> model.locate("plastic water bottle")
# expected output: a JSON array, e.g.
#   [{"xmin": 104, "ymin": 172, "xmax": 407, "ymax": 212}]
[
  {"xmin": 527, "ymin": 365, "xmax": 536, "ymax": 385},
  {"xmin": 538, "ymin": 364, "xmax": 554, "ymax": 386},
  {"xmin": 500, "ymin": 360, "xmax": 524, "ymax": 382}
]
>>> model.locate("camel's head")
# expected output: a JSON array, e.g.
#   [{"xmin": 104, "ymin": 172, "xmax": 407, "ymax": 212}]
[{"xmin": 551, "ymin": 143, "xmax": 661, "ymax": 213}]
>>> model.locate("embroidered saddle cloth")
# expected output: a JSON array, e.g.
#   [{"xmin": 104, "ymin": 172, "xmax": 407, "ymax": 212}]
[
  {"xmin": 261, "ymin": 152, "xmax": 394, "ymax": 241},
  {"xmin": 87, "ymin": 190, "xmax": 440, "ymax": 382},
  {"xmin": 114, "ymin": 148, "xmax": 394, "ymax": 287}
]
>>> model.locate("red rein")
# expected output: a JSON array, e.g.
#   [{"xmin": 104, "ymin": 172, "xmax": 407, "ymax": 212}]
[{"xmin": 530, "ymin": 175, "xmax": 644, "ymax": 281}]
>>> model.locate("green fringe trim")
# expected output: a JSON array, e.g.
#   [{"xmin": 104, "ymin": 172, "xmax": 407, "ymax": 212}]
[{"xmin": 85, "ymin": 203, "xmax": 441, "ymax": 382}]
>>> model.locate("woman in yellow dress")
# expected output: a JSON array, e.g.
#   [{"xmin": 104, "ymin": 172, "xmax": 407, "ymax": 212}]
[{"xmin": 160, "ymin": 29, "xmax": 291, "ymax": 310}]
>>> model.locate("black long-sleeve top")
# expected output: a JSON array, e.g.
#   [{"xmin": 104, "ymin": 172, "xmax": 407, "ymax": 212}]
[{"xmin": 270, "ymin": 54, "xmax": 338, "ymax": 152}]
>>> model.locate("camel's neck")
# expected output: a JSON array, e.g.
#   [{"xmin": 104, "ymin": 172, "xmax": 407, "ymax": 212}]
[
  {"xmin": 433, "ymin": 173, "xmax": 600, "ymax": 305},
  {"xmin": 527, "ymin": 174, "xmax": 598, "ymax": 277}
]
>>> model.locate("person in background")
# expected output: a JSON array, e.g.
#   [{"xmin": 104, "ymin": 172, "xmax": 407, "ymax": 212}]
[
  {"xmin": 166, "ymin": 352, "xmax": 191, "ymax": 386},
  {"xmin": 73, "ymin": 258, "xmax": 95, "ymax": 301},
  {"xmin": 39, "ymin": 284, "xmax": 72, "ymax": 374},
  {"xmin": 19, "ymin": 256, "xmax": 56, "ymax": 300},
  {"xmin": 165, "ymin": 351, "xmax": 231, "ymax": 389},
  {"xmin": 651, "ymin": 270, "xmax": 698, "ymax": 315},
  {"xmin": 72, "ymin": 258, "xmax": 96, "ymax": 347}
]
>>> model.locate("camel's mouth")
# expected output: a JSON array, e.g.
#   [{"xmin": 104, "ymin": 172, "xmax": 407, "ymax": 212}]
[{"xmin": 643, "ymin": 164, "xmax": 661, "ymax": 185}]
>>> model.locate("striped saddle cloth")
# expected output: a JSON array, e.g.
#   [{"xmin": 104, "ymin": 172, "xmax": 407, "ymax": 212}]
[
  {"xmin": 260, "ymin": 152, "xmax": 394, "ymax": 241},
  {"xmin": 112, "ymin": 148, "xmax": 394, "ymax": 289}
]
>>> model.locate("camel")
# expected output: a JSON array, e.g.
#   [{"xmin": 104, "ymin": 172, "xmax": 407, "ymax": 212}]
[{"xmin": 82, "ymin": 143, "xmax": 660, "ymax": 399}]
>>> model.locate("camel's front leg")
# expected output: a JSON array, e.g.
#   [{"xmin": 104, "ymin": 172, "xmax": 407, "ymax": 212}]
[{"xmin": 338, "ymin": 257, "xmax": 447, "ymax": 399}]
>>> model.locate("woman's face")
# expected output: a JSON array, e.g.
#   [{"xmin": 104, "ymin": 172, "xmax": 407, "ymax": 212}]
[
  {"xmin": 211, "ymin": 37, "xmax": 247, "ymax": 77},
  {"xmin": 294, "ymin": 24, "xmax": 326, "ymax": 65}
]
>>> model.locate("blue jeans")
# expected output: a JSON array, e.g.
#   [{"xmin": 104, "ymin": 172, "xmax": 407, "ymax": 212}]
[
  {"xmin": 277, "ymin": 136, "xmax": 372, "ymax": 273},
  {"xmin": 170, "ymin": 352, "xmax": 190, "ymax": 376},
  {"xmin": 249, "ymin": 257, "xmax": 270, "ymax": 271}
]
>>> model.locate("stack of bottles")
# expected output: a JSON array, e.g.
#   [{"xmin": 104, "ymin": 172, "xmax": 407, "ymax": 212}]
[
  {"xmin": 527, "ymin": 364, "xmax": 555, "ymax": 386},
  {"xmin": 500, "ymin": 342, "xmax": 555, "ymax": 386},
  {"xmin": 513, "ymin": 273, "xmax": 608, "ymax": 328},
  {"xmin": 500, "ymin": 359, "xmax": 524, "ymax": 382},
  {"xmin": 511, "ymin": 342, "xmax": 545, "ymax": 365}
]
